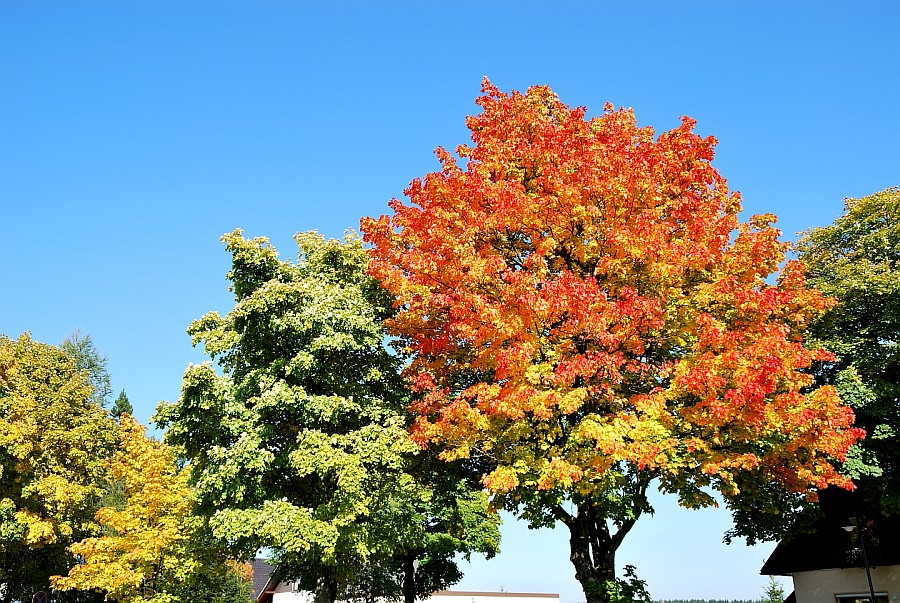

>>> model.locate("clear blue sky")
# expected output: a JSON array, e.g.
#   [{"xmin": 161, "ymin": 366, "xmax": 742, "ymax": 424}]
[{"xmin": 2, "ymin": 1, "xmax": 898, "ymax": 600}]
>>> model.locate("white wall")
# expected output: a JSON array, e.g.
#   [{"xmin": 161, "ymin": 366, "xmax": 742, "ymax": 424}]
[
  {"xmin": 430, "ymin": 591, "xmax": 560, "ymax": 603},
  {"xmin": 792, "ymin": 567, "xmax": 900, "ymax": 603},
  {"xmin": 272, "ymin": 587, "xmax": 313, "ymax": 602}
]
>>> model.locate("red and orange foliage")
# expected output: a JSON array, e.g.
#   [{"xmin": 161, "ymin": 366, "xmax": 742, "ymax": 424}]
[{"xmin": 362, "ymin": 79, "xmax": 862, "ymax": 506}]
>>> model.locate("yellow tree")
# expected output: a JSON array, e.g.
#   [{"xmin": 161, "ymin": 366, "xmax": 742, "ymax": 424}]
[
  {"xmin": 51, "ymin": 415, "xmax": 195, "ymax": 603},
  {"xmin": 1, "ymin": 333, "xmax": 116, "ymax": 602}
]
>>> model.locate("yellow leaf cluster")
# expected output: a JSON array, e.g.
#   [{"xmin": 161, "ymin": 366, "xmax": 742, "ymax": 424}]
[
  {"xmin": 0, "ymin": 333, "xmax": 116, "ymax": 550},
  {"xmin": 51, "ymin": 415, "xmax": 194, "ymax": 603}
]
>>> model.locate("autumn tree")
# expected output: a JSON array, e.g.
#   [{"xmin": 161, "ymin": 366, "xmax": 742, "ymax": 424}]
[
  {"xmin": 51, "ymin": 414, "xmax": 252, "ymax": 603},
  {"xmin": 0, "ymin": 334, "xmax": 116, "ymax": 602},
  {"xmin": 728, "ymin": 188, "xmax": 900, "ymax": 544},
  {"xmin": 362, "ymin": 80, "xmax": 863, "ymax": 603},
  {"xmin": 51, "ymin": 415, "xmax": 192, "ymax": 602},
  {"xmin": 790, "ymin": 186, "xmax": 899, "ymax": 542},
  {"xmin": 155, "ymin": 231, "xmax": 499, "ymax": 603}
]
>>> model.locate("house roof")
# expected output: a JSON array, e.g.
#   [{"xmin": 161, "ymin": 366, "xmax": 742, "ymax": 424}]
[
  {"xmin": 251, "ymin": 558, "xmax": 277, "ymax": 601},
  {"xmin": 761, "ymin": 515, "xmax": 900, "ymax": 576}
]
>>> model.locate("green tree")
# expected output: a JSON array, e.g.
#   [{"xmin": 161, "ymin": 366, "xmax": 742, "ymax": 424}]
[
  {"xmin": 155, "ymin": 230, "xmax": 499, "ymax": 603},
  {"xmin": 761, "ymin": 576, "xmax": 785, "ymax": 603},
  {"xmin": 0, "ymin": 334, "xmax": 117, "ymax": 603},
  {"xmin": 797, "ymin": 187, "xmax": 900, "ymax": 515},
  {"xmin": 60, "ymin": 330, "xmax": 112, "ymax": 407},
  {"xmin": 339, "ymin": 463, "xmax": 500, "ymax": 603},
  {"xmin": 111, "ymin": 390, "xmax": 133, "ymax": 421}
]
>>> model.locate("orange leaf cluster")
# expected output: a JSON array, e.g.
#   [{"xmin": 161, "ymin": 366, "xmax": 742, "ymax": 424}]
[{"xmin": 362, "ymin": 79, "xmax": 863, "ymax": 502}]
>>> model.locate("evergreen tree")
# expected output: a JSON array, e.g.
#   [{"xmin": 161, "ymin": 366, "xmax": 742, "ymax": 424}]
[
  {"xmin": 111, "ymin": 389, "xmax": 133, "ymax": 421},
  {"xmin": 762, "ymin": 577, "xmax": 785, "ymax": 603}
]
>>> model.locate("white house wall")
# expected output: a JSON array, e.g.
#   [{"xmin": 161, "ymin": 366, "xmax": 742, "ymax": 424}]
[
  {"xmin": 792, "ymin": 567, "xmax": 900, "ymax": 603},
  {"xmin": 272, "ymin": 586, "xmax": 313, "ymax": 602},
  {"xmin": 430, "ymin": 592, "xmax": 560, "ymax": 603}
]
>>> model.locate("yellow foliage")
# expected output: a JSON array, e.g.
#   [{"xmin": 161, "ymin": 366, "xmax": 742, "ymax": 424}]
[
  {"xmin": 0, "ymin": 333, "xmax": 116, "ymax": 551},
  {"xmin": 51, "ymin": 415, "xmax": 194, "ymax": 603}
]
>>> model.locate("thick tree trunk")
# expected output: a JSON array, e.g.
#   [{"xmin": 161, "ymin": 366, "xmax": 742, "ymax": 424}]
[
  {"xmin": 402, "ymin": 553, "xmax": 417, "ymax": 603},
  {"xmin": 313, "ymin": 564, "xmax": 338, "ymax": 603},
  {"xmin": 563, "ymin": 503, "xmax": 617, "ymax": 603},
  {"xmin": 559, "ymin": 473, "xmax": 650, "ymax": 603}
]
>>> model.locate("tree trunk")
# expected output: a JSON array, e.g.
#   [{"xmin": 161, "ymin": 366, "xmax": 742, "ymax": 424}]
[
  {"xmin": 313, "ymin": 565, "xmax": 338, "ymax": 603},
  {"xmin": 402, "ymin": 553, "xmax": 417, "ymax": 603},
  {"xmin": 561, "ymin": 490, "xmax": 649, "ymax": 603},
  {"xmin": 557, "ymin": 470, "xmax": 652, "ymax": 603},
  {"xmin": 563, "ymin": 503, "xmax": 617, "ymax": 603}
]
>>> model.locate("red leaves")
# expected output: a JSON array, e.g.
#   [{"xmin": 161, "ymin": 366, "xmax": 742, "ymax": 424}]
[{"xmin": 362, "ymin": 79, "xmax": 862, "ymax": 502}]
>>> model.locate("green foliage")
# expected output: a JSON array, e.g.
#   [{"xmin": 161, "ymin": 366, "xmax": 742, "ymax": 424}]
[
  {"xmin": 60, "ymin": 330, "xmax": 112, "ymax": 407},
  {"xmin": 338, "ymin": 471, "xmax": 500, "ymax": 603},
  {"xmin": 603, "ymin": 565, "xmax": 651, "ymax": 603},
  {"xmin": 155, "ymin": 230, "xmax": 498, "ymax": 603},
  {"xmin": 193, "ymin": 564, "xmax": 255, "ymax": 603},
  {"xmin": 111, "ymin": 389, "xmax": 133, "ymax": 421},
  {"xmin": 798, "ymin": 187, "xmax": 900, "ymax": 514},
  {"xmin": 761, "ymin": 576, "xmax": 785, "ymax": 603}
]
